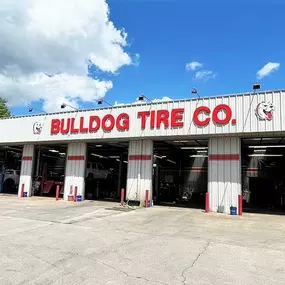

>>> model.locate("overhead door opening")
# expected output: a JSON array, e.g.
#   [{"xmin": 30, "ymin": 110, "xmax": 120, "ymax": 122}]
[
  {"xmin": 242, "ymin": 137, "xmax": 285, "ymax": 214},
  {"xmin": 0, "ymin": 145, "xmax": 23, "ymax": 195},
  {"xmin": 86, "ymin": 142, "xmax": 128, "ymax": 201},
  {"xmin": 153, "ymin": 139, "xmax": 208, "ymax": 208},
  {"xmin": 32, "ymin": 144, "xmax": 67, "ymax": 198}
]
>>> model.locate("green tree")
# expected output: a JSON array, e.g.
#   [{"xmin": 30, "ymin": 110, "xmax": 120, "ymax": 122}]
[{"xmin": 0, "ymin": 98, "xmax": 11, "ymax": 118}]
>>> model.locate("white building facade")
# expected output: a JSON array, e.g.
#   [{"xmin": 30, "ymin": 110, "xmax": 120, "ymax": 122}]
[{"xmin": 0, "ymin": 90, "xmax": 282, "ymax": 213}]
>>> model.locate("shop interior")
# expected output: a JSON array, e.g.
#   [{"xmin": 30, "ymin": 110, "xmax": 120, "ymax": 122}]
[
  {"xmin": 242, "ymin": 137, "xmax": 285, "ymax": 214},
  {"xmin": 153, "ymin": 139, "xmax": 208, "ymax": 208},
  {"xmin": 85, "ymin": 142, "xmax": 129, "ymax": 201},
  {"xmin": 32, "ymin": 145, "xmax": 67, "ymax": 197},
  {"xmin": 0, "ymin": 145, "xmax": 23, "ymax": 194}
]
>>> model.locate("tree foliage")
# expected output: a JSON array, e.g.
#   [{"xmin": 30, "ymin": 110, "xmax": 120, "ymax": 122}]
[{"xmin": 0, "ymin": 98, "xmax": 11, "ymax": 118}]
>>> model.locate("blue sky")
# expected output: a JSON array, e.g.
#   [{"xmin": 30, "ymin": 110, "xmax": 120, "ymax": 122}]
[{"xmin": 7, "ymin": 0, "xmax": 285, "ymax": 115}]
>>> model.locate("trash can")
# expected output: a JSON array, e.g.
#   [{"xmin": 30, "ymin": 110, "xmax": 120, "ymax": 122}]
[
  {"xmin": 23, "ymin": 192, "xmax": 27, "ymax": 197},
  {"xmin": 77, "ymin": 195, "xmax": 82, "ymax": 202},
  {"xmin": 230, "ymin": 206, "xmax": 237, "ymax": 215}
]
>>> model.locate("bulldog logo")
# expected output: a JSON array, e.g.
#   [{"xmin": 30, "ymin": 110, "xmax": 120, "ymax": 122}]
[
  {"xmin": 33, "ymin": 122, "xmax": 43, "ymax": 134},
  {"xmin": 255, "ymin": 101, "xmax": 275, "ymax": 121}
]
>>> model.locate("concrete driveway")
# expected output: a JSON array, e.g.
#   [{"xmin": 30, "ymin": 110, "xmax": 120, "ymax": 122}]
[{"xmin": 0, "ymin": 195, "xmax": 285, "ymax": 285}]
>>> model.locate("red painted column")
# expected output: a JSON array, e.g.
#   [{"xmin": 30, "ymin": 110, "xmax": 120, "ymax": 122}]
[
  {"xmin": 56, "ymin": 185, "xmax": 60, "ymax": 201},
  {"xmin": 238, "ymin": 194, "xmax": 243, "ymax": 216},
  {"xmin": 145, "ymin": 190, "xmax": 149, "ymax": 208},
  {"xmin": 74, "ymin": 186, "xmax": 78, "ymax": 202},
  {"xmin": 120, "ymin": 188, "xmax": 125, "ymax": 206},
  {"xmin": 205, "ymin": 192, "xmax": 210, "ymax": 212}
]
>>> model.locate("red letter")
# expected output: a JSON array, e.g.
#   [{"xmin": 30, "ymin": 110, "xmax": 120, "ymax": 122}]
[
  {"xmin": 171, "ymin": 108, "xmax": 184, "ymax": 127},
  {"xmin": 79, "ymin": 117, "xmax": 88, "ymax": 133},
  {"xmin": 156, "ymin": 110, "xmax": 169, "ymax": 128},
  {"xmin": 212, "ymin": 104, "xmax": 232, "ymax": 125},
  {"xmin": 150, "ymin": 110, "xmax": 155, "ymax": 129},
  {"xmin": 138, "ymin": 111, "xmax": 150, "ymax": 129},
  {"xmin": 70, "ymin": 118, "xmax": 79, "ymax": 134},
  {"xmin": 61, "ymin": 118, "xmax": 70, "ymax": 134},
  {"xmin": 102, "ymin": 114, "xmax": 115, "ymax": 132},
  {"xmin": 51, "ymin": 119, "xmax": 60, "ymax": 134},
  {"xmin": 89, "ymin": 116, "xmax": 100, "ymax": 132},
  {"xmin": 116, "ymin": 113, "xmax": 129, "ymax": 131},
  {"xmin": 193, "ymin": 106, "xmax": 211, "ymax": 126}
]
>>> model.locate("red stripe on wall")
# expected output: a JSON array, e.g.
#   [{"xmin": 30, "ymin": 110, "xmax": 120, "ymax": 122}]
[
  {"xmin": 22, "ymin": 156, "xmax": 33, "ymax": 161},
  {"xmin": 129, "ymin": 155, "xmax": 152, "ymax": 161},
  {"xmin": 67, "ymin": 155, "xmax": 85, "ymax": 161},
  {"xmin": 209, "ymin": 154, "xmax": 240, "ymax": 161}
]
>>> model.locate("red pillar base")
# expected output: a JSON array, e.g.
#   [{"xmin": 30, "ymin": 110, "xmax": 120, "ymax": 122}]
[{"xmin": 205, "ymin": 192, "xmax": 210, "ymax": 213}]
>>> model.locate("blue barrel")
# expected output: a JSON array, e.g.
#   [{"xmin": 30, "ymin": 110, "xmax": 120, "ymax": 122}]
[
  {"xmin": 230, "ymin": 206, "xmax": 237, "ymax": 215},
  {"xmin": 77, "ymin": 195, "xmax": 82, "ymax": 202},
  {"xmin": 23, "ymin": 192, "xmax": 27, "ymax": 197}
]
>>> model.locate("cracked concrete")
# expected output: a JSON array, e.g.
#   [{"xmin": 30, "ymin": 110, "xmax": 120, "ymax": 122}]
[
  {"xmin": 0, "ymin": 196, "xmax": 285, "ymax": 284},
  {"xmin": 181, "ymin": 242, "xmax": 210, "ymax": 285}
]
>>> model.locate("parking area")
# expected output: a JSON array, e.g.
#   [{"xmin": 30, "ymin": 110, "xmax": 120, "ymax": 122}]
[{"xmin": 0, "ymin": 196, "xmax": 285, "ymax": 285}]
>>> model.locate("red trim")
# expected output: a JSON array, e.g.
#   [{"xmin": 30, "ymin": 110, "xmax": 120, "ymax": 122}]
[
  {"xmin": 22, "ymin": 156, "xmax": 33, "ymax": 161},
  {"xmin": 129, "ymin": 155, "xmax": 152, "ymax": 161},
  {"xmin": 191, "ymin": 167, "xmax": 207, "ymax": 172},
  {"xmin": 246, "ymin": 168, "xmax": 258, "ymax": 172},
  {"xmin": 209, "ymin": 154, "xmax": 240, "ymax": 161},
  {"xmin": 67, "ymin": 155, "xmax": 85, "ymax": 161}
]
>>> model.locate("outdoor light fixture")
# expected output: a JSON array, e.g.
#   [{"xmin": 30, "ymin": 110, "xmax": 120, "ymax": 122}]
[
  {"xmin": 123, "ymin": 161, "xmax": 128, "ymax": 164},
  {"xmin": 60, "ymin": 103, "xmax": 78, "ymax": 110},
  {"xmin": 191, "ymin": 87, "xmax": 200, "ymax": 98},
  {"xmin": 97, "ymin": 99, "xmax": 112, "ymax": 106},
  {"xmin": 253, "ymin": 82, "xmax": 261, "ymax": 92},
  {"xmin": 29, "ymin": 108, "xmax": 47, "ymax": 114},
  {"xmin": 49, "ymin": 149, "xmax": 59, "ymax": 153},
  {"xmin": 138, "ymin": 94, "xmax": 152, "ymax": 102}
]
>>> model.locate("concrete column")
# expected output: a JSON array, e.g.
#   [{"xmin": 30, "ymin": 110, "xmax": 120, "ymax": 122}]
[
  {"xmin": 63, "ymin": 143, "xmax": 87, "ymax": 201},
  {"xmin": 208, "ymin": 137, "xmax": 241, "ymax": 214},
  {"xmin": 126, "ymin": 140, "xmax": 153, "ymax": 205},
  {"xmin": 18, "ymin": 145, "xmax": 35, "ymax": 197}
]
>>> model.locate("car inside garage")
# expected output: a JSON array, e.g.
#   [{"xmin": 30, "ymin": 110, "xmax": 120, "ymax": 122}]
[
  {"xmin": 32, "ymin": 144, "xmax": 67, "ymax": 198},
  {"xmin": 242, "ymin": 137, "xmax": 285, "ymax": 213},
  {"xmin": 153, "ymin": 139, "xmax": 208, "ymax": 208},
  {"xmin": 0, "ymin": 145, "xmax": 23, "ymax": 194},
  {"xmin": 85, "ymin": 142, "xmax": 128, "ymax": 201}
]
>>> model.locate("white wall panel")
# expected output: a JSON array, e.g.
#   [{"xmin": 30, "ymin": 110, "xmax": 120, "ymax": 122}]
[
  {"xmin": 0, "ymin": 90, "xmax": 284, "ymax": 144},
  {"xmin": 18, "ymin": 145, "xmax": 35, "ymax": 197},
  {"xmin": 63, "ymin": 143, "xmax": 87, "ymax": 200},
  {"xmin": 126, "ymin": 140, "xmax": 153, "ymax": 204},
  {"xmin": 208, "ymin": 137, "xmax": 241, "ymax": 214}
]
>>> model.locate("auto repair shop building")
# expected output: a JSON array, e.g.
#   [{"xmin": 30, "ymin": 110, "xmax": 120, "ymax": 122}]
[{"xmin": 0, "ymin": 89, "xmax": 284, "ymax": 214}]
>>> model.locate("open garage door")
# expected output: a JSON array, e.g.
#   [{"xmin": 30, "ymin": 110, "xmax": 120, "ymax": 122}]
[
  {"xmin": 242, "ymin": 137, "xmax": 285, "ymax": 214},
  {"xmin": 153, "ymin": 139, "xmax": 208, "ymax": 208},
  {"xmin": 0, "ymin": 145, "xmax": 23, "ymax": 195},
  {"xmin": 32, "ymin": 144, "xmax": 67, "ymax": 198},
  {"xmin": 86, "ymin": 142, "xmax": 128, "ymax": 201}
]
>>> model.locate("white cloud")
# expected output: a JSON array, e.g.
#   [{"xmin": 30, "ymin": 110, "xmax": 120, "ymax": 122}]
[
  {"xmin": 257, "ymin": 62, "xmax": 280, "ymax": 80},
  {"xmin": 114, "ymin": 96, "xmax": 172, "ymax": 106},
  {"xmin": 195, "ymin": 70, "xmax": 217, "ymax": 81},
  {"xmin": 152, "ymin": 96, "xmax": 172, "ymax": 102},
  {"xmin": 186, "ymin": 61, "xmax": 203, "ymax": 71},
  {"xmin": 0, "ymin": 0, "xmax": 134, "ymax": 112}
]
